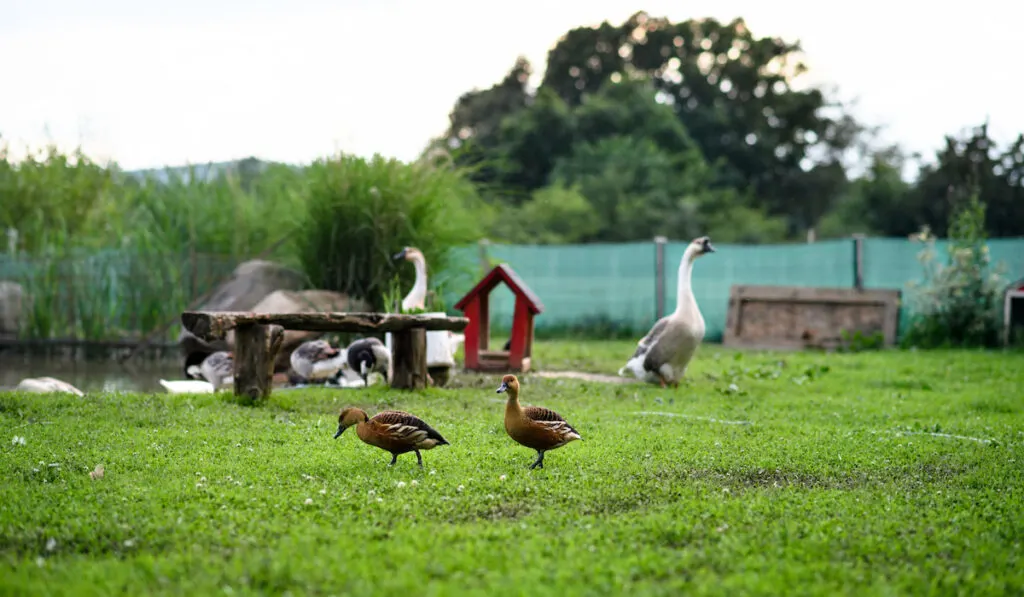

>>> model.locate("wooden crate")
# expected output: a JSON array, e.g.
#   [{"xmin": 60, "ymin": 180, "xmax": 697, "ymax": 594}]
[{"xmin": 723, "ymin": 285, "xmax": 900, "ymax": 350}]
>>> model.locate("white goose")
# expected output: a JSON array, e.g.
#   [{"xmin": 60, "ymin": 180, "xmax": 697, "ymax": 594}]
[
  {"xmin": 392, "ymin": 247, "xmax": 429, "ymax": 312},
  {"xmin": 392, "ymin": 246, "xmax": 465, "ymax": 360},
  {"xmin": 618, "ymin": 236, "xmax": 715, "ymax": 387},
  {"xmin": 160, "ymin": 351, "xmax": 234, "ymax": 393},
  {"xmin": 15, "ymin": 377, "xmax": 84, "ymax": 396}
]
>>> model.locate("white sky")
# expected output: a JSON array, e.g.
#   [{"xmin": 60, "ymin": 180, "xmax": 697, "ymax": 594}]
[{"xmin": 1, "ymin": 0, "xmax": 1020, "ymax": 171}]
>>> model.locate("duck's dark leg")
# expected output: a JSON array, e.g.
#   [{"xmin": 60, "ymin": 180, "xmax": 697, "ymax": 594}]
[
  {"xmin": 388, "ymin": 453, "xmax": 398, "ymax": 466},
  {"xmin": 415, "ymin": 449, "xmax": 423, "ymax": 468},
  {"xmin": 529, "ymin": 450, "xmax": 545, "ymax": 470}
]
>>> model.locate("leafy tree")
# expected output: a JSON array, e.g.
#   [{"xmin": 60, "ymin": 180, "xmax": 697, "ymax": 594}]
[
  {"xmin": 507, "ymin": 183, "xmax": 602, "ymax": 244},
  {"xmin": 537, "ymin": 12, "xmax": 863, "ymax": 228},
  {"xmin": 911, "ymin": 123, "xmax": 1024, "ymax": 238}
]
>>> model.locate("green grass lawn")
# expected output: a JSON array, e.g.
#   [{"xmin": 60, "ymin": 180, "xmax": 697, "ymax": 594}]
[{"xmin": 2, "ymin": 341, "xmax": 1023, "ymax": 596}]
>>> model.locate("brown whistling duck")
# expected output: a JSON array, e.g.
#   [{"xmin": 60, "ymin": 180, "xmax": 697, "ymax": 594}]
[
  {"xmin": 497, "ymin": 374, "xmax": 581, "ymax": 470},
  {"xmin": 333, "ymin": 407, "xmax": 450, "ymax": 468}
]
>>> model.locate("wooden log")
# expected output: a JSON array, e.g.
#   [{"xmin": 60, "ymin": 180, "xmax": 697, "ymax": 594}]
[
  {"xmin": 233, "ymin": 323, "xmax": 284, "ymax": 402},
  {"xmin": 390, "ymin": 328, "xmax": 427, "ymax": 390},
  {"xmin": 182, "ymin": 311, "xmax": 468, "ymax": 341}
]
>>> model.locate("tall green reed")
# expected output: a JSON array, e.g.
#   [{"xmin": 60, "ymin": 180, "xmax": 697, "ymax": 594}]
[{"xmin": 291, "ymin": 154, "xmax": 490, "ymax": 311}]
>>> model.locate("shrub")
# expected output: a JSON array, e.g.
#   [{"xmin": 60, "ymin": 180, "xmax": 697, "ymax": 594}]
[
  {"xmin": 902, "ymin": 192, "xmax": 1007, "ymax": 348},
  {"xmin": 293, "ymin": 154, "xmax": 488, "ymax": 311}
]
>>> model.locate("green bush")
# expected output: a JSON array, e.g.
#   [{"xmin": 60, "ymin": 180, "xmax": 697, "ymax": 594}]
[
  {"xmin": 902, "ymin": 193, "xmax": 1007, "ymax": 348},
  {"xmin": 293, "ymin": 154, "xmax": 489, "ymax": 311}
]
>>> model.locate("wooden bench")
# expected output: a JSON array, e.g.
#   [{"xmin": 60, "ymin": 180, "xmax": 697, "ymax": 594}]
[{"xmin": 181, "ymin": 311, "xmax": 469, "ymax": 399}]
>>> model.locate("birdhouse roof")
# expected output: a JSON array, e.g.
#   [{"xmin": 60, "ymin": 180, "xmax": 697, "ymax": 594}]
[{"xmin": 454, "ymin": 263, "xmax": 544, "ymax": 314}]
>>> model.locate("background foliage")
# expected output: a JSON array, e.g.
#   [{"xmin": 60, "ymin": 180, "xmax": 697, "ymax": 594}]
[{"xmin": 1, "ymin": 10, "xmax": 1022, "ymax": 346}]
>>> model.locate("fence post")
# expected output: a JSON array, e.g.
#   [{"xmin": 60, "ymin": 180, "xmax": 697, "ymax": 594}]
[
  {"xmin": 478, "ymin": 238, "xmax": 491, "ymax": 276},
  {"xmin": 654, "ymin": 236, "xmax": 667, "ymax": 319},
  {"xmin": 852, "ymin": 234, "xmax": 865, "ymax": 291},
  {"xmin": 5, "ymin": 228, "xmax": 16, "ymax": 255}
]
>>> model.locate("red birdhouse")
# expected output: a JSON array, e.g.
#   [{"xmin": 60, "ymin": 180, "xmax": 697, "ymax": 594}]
[{"xmin": 454, "ymin": 264, "xmax": 544, "ymax": 372}]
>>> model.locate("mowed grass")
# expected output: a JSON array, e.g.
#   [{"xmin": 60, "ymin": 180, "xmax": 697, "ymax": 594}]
[{"xmin": 1, "ymin": 340, "xmax": 1023, "ymax": 596}]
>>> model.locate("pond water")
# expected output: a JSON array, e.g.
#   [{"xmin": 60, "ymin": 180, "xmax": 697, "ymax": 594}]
[{"xmin": 0, "ymin": 355, "xmax": 184, "ymax": 393}]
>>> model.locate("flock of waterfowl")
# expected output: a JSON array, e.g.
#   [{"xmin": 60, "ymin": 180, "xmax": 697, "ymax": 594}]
[
  {"xmin": 159, "ymin": 246, "xmax": 460, "ymax": 394},
  {"xmin": 334, "ymin": 373, "xmax": 582, "ymax": 470},
  {"xmin": 330, "ymin": 236, "xmax": 714, "ymax": 470},
  {"xmin": 9, "ymin": 236, "xmax": 717, "ymax": 471}
]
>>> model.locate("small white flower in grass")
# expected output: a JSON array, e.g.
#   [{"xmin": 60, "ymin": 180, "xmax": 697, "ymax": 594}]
[
  {"xmin": 499, "ymin": 475, "xmax": 506, "ymax": 481},
  {"xmin": 410, "ymin": 480, "xmax": 418, "ymax": 487},
  {"xmin": 11, "ymin": 436, "xmax": 25, "ymax": 446},
  {"xmin": 368, "ymin": 489, "xmax": 376, "ymax": 496},
  {"xmin": 319, "ymin": 489, "xmax": 327, "ymax": 495},
  {"xmin": 429, "ymin": 469, "xmax": 436, "ymax": 475},
  {"xmin": 304, "ymin": 498, "xmax": 313, "ymax": 505},
  {"xmin": 35, "ymin": 557, "xmax": 45, "ymax": 567},
  {"xmin": 376, "ymin": 497, "xmax": 383, "ymax": 503},
  {"xmin": 396, "ymin": 481, "xmax": 407, "ymax": 488},
  {"xmin": 123, "ymin": 539, "xmax": 135, "ymax": 548},
  {"xmin": 45, "ymin": 538, "xmax": 57, "ymax": 552},
  {"xmin": 457, "ymin": 485, "xmax": 464, "ymax": 492}
]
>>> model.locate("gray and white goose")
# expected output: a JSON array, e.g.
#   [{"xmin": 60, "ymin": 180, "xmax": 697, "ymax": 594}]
[
  {"xmin": 290, "ymin": 340, "xmax": 344, "ymax": 383},
  {"xmin": 187, "ymin": 351, "xmax": 235, "ymax": 390},
  {"xmin": 618, "ymin": 235, "xmax": 715, "ymax": 387}
]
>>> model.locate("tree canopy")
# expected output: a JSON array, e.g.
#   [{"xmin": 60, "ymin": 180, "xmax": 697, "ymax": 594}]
[{"xmin": 429, "ymin": 11, "xmax": 1024, "ymax": 243}]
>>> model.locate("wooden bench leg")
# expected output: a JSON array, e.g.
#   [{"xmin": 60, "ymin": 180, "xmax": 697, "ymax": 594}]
[
  {"xmin": 391, "ymin": 328, "xmax": 427, "ymax": 390},
  {"xmin": 233, "ymin": 323, "xmax": 284, "ymax": 402}
]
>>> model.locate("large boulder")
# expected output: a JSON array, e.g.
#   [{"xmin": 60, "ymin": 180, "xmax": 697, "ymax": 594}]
[
  {"xmin": 178, "ymin": 259, "xmax": 306, "ymax": 359},
  {"xmin": 0, "ymin": 281, "xmax": 25, "ymax": 340}
]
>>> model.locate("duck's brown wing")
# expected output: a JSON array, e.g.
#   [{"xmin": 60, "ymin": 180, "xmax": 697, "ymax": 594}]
[
  {"xmin": 523, "ymin": 406, "xmax": 580, "ymax": 438},
  {"xmin": 372, "ymin": 410, "xmax": 449, "ymax": 445}
]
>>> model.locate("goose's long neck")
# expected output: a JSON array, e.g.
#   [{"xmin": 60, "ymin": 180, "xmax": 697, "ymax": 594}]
[
  {"xmin": 673, "ymin": 248, "xmax": 697, "ymax": 316},
  {"xmin": 403, "ymin": 255, "xmax": 428, "ymax": 310}
]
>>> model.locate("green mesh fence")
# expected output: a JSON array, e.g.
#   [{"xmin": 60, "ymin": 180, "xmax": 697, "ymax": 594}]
[
  {"xmin": 4, "ymin": 238, "xmax": 1024, "ymax": 342},
  {"xmin": 445, "ymin": 237, "xmax": 1024, "ymax": 342},
  {"xmin": 862, "ymin": 237, "xmax": 1024, "ymax": 335},
  {"xmin": 440, "ymin": 243, "xmax": 658, "ymax": 336}
]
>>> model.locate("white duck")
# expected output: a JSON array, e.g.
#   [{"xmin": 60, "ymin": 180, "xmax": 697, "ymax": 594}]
[
  {"xmin": 15, "ymin": 377, "xmax": 84, "ymax": 396},
  {"xmin": 618, "ymin": 236, "xmax": 715, "ymax": 387},
  {"xmin": 392, "ymin": 246, "xmax": 465, "ymax": 357},
  {"xmin": 289, "ymin": 339, "xmax": 345, "ymax": 383},
  {"xmin": 160, "ymin": 351, "xmax": 234, "ymax": 393}
]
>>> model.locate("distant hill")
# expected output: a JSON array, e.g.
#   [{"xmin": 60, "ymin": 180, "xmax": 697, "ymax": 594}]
[{"xmin": 123, "ymin": 157, "xmax": 297, "ymax": 184}]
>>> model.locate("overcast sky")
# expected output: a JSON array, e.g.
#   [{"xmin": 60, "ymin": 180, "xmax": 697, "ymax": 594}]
[{"xmin": 1, "ymin": 0, "xmax": 1019, "ymax": 171}]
